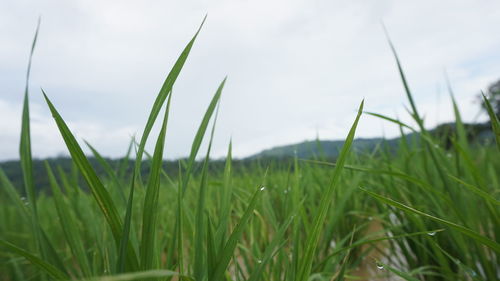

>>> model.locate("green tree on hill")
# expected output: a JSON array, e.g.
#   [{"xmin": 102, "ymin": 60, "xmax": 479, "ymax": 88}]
[{"xmin": 481, "ymin": 78, "xmax": 500, "ymax": 119}]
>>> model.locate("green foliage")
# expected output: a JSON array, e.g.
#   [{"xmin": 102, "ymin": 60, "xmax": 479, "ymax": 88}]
[{"xmin": 1, "ymin": 18, "xmax": 499, "ymax": 281}]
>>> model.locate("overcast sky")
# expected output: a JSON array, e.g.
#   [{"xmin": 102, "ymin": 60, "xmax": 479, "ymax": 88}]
[{"xmin": 1, "ymin": 0, "xmax": 499, "ymax": 161}]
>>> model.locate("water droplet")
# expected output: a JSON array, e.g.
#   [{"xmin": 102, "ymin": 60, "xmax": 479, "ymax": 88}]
[
  {"xmin": 257, "ymin": 259, "xmax": 262, "ymax": 264},
  {"xmin": 260, "ymin": 186, "xmax": 266, "ymax": 191},
  {"xmin": 376, "ymin": 262, "xmax": 384, "ymax": 270},
  {"xmin": 427, "ymin": 232, "xmax": 436, "ymax": 236},
  {"xmin": 329, "ymin": 240, "xmax": 337, "ymax": 248},
  {"xmin": 20, "ymin": 197, "xmax": 29, "ymax": 206},
  {"xmin": 466, "ymin": 269, "xmax": 477, "ymax": 277}
]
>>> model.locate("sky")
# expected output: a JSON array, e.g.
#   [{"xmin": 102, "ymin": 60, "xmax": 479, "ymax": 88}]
[{"xmin": 1, "ymin": 0, "xmax": 499, "ymax": 161}]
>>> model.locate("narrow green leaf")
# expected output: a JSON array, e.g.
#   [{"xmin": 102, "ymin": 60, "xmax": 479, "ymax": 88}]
[
  {"xmin": 446, "ymin": 76, "xmax": 469, "ymax": 151},
  {"xmin": 133, "ymin": 16, "xmax": 207, "ymax": 180},
  {"xmin": 295, "ymin": 100, "xmax": 364, "ymax": 281},
  {"xmin": 0, "ymin": 239, "xmax": 68, "ymax": 280},
  {"xmin": 382, "ymin": 26, "xmax": 422, "ymax": 128},
  {"xmin": 375, "ymin": 261, "xmax": 419, "ymax": 281},
  {"xmin": 0, "ymin": 169, "xmax": 30, "ymax": 218},
  {"xmin": 482, "ymin": 92, "xmax": 500, "ymax": 151},
  {"xmin": 42, "ymin": 90, "xmax": 139, "ymax": 270},
  {"xmin": 447, "ymin": 175, "xmax": 500, "ymax": 206},
  {"xmin": 140, "ymin": 93, "xmax": 172, "ymax": 270},
  {"xmin": 117, "ymin": 169, "xmax": 136, "ymax": 273},
  {"xmin": 181, "ymin": 78, "xmax": 226, "ymax": 195},
  {"xmin": 361, "ymin": 187, "xmax": 500, "ymax": 252}
]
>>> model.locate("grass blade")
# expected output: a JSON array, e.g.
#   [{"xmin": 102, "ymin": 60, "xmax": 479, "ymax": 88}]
[
  {"xmin": 0, "ymin": 239, "xmax": 68, "ymax": 280},
  {"xmin": 295, "ymin": 100, "xmax": 363, "ymax": 281},
  {"xmin": 194, "ymin": 103, "xmax": 220, "ymax": 281},
  {"xmin": 481, "ymin": 92, "xmax": 500, "ymax": 151},
  {"xmin": 42, "ymin": 90, "xmax": 139, "ymax": 270},
  {"xmin": 133, "ymin": 16, "xmax": 206, "ymax": 180},
  {"xmin": 181, "ymin": 77, "xmax": 226, "ymax": 195},
  {"xmin": 117, "ymin": 169, "xmax": 136, "ymax": 273},
  {"xmin": 361, "ymin": 187, "xmax": 500, "ymax": 252},
  {"xmin": 140, "ymin": 93, "xmax": 172, "ymax": 270}
]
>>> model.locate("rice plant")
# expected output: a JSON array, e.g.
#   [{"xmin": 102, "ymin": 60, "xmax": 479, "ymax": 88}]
[{"xmin": 0, "ymin": 19, "xmax": 499, "ymax": 281}]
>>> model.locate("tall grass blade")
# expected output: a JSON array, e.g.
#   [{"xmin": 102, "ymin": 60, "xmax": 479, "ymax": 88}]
[
  {"xmin": 295, "ymin": 100, "xmax": 363, "ymax": 281},
  {"xmin": 117, "ymin": 169, "xmax": 136, "ymax": 273},
  {"xmin": 140, "ymin": 94, "xmax": 172, "ymax": 270},
  {"xmin": 133, "ymin": 16, "xmax": 206, "ymax": 180},
  {"xmin": 42, "ymin": 90, "xmax": 139, "ymax": 270},
  {"xmin": 181, "ymin": 78, "xmax": 226, "ymax": 195},
  {"xmin": 194, "ymin": 103, "xmax": 220, "ymax": 281}
]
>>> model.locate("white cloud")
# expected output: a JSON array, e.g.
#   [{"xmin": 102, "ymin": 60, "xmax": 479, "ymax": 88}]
[{"xmin": 1, "ymin": 0, "xmax": 499, "ymax": 160}]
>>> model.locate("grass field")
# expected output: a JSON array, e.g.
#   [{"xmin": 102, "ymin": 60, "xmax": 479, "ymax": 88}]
[{"xmin": 1, "ymin": 20, "xmax": 499, "ymax": 281}]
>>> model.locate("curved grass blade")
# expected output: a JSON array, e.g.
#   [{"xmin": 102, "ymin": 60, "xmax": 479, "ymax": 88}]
[
  {"xmin": 447, "ymin": 175, "xmax": 500, "ymax": 206},
  {"xmin": 375, "ymin": 261, "xmax": 419, "ymax": 281},
  {"xmin": 314, "ymin": 229, "xmax": 445, "ymax": 271},
  {"xmin": 0, "ymin": 239, "xmax": 68, "ymax": 280},
  {"xmin": 181, "ymin": 77, "xmax": 226, "ymax": 195},
  {"xmin": 19, "ymin": 18, "xmax": 53, "ymax": 268},
  {"xmin": 382, "ymin": 25, "xmax": 423, "ymax": 129},
  {"xmin": 42, "ymin": 90, "xmax": 139, "ymax": 270},
  {"xmin": 20, "ymin": 18, "xmax": 40, "ymax": 217},
  {"xmin": 85, "ymin": 141, "xmax": 126, "ymax": 202},
  {"xmin": 133, "ymin": 16, "xmax": 207, "ymax": 180},
  {"xmin": 0, "ymin": 169, "xmax": 30, "ymax": 218},
  {"xmin": 364, "ymin": 112, "xmax": 417, "ymax": 133},
  {"xmin": 446, "ymin": 76, "xmax": 469, "ymax": 152},
  {"xmin": 361, "ymin": 187, "xmax": 500, "ymax": 253}
]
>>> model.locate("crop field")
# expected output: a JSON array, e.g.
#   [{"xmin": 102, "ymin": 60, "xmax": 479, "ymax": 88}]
[{"xmin": 1, "ymin": 21, "xmax": 499, "ymax": 281}]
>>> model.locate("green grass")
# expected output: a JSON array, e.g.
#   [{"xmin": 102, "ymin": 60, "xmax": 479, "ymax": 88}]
[{"xmin": 1, "ymin": 19, "xmax": 499, "ymax": 281}]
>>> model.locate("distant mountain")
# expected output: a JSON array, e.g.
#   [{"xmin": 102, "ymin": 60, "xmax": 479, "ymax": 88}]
[
  {"xmin": 248, "ymin": 121, "xmax": 494, "ymax": 160},
  {"xmin": 248, "ymin": 137, "xmax": 404, "ymax": 159}
]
